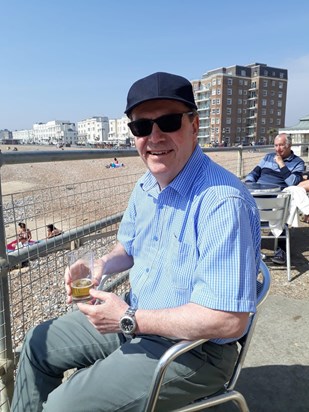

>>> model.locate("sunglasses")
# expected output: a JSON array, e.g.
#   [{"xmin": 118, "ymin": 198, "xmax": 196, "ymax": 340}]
[{"xmin": 128, "ymin": 111, "xmax": 194, "ymax": 137}]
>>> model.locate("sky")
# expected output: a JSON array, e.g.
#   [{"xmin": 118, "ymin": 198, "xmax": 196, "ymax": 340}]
[{"xmin": 1, "ymin": 0, "xmax": 309, "ymax": 131}]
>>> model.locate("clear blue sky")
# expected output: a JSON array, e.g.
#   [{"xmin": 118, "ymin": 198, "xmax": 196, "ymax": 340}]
[{"xmin": 1, "ymin": 0, "xmax": 309, "ymax": 131}]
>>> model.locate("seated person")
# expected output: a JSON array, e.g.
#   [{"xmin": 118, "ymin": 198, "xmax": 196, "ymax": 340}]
[
  {"xmin": 298, "ymin": 179, "xmax": 309, "ymax": 223},
  {"xmin": 245, "ymin": 133, "xmax": 305, "ymax": 190},
  {"xmin": 46, "ymin": 224, "xmax": 62, "ymax": 238},
  {"xmin": 12, "ymin": 71, "xmax": 260, "ymax": 412},
  {"xmin": 245, "ymin": 133, "xmax": 305, "ymax": 264},
  {"xmin": 18, "ymin": 222, "xmax": 32, "ymax": 244}
]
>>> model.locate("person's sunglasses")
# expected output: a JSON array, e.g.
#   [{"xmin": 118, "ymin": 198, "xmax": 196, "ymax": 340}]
[{"xmin": 128, "ymin": 111, "xmax": 194, "ymax": 137}]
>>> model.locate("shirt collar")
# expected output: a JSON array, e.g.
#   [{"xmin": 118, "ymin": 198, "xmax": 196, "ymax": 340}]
[{"xmin": 140, "ymin": 145, "xmax": 208, "ymax": 196}]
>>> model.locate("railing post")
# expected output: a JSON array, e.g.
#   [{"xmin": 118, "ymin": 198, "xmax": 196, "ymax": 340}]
[
  {"xmin": 0, "ymin": 167, "xmax": 15, "ymax": 411},
  {"xmin": 237, "ymin": 148, "xmax": 243, "ymax": 178}
]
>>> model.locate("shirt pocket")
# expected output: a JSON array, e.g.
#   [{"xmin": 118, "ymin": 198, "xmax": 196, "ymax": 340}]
[{"xmin": 167, "ymin": 236, "xmax": 194, "ymax": 290}]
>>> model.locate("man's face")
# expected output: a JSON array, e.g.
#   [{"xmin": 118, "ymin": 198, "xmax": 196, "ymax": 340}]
[
  {"xmin": 130, "ymin": 100, "xmax": 199, "ymax": 188},
  {"xmin": 274, "ymin": 135, "xmax": 291, "ymax": 159}
]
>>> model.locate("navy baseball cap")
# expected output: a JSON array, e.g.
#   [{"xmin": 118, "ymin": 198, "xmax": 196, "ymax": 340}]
[{"xmin": 125, "ymin": 72, "xmax": 197, "ymax": 115}]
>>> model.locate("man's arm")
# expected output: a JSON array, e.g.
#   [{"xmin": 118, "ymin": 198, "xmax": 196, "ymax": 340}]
[
  {"xmin": 275, "ymin": 155, "xmax": 305, "ymax": 186},
  {"xmin": 99, "ymin": 241, "xmax": 134, "ymax": 276},
  {"xmin": 79, "ymin": 293, "xmax": 249, "ymax": 340}
]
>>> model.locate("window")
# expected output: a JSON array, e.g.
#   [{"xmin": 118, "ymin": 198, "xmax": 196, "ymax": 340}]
[
  {"xmin": 264, "ymin": 70, "xmax": 268, "ymax": 76},
  {"xmin": 227, "ymin": 88, "xmax": 232, "ymax": 95},
  {"xmin": 211, "ymin": 118, "xmax": 215, "ymax": 124},
  {"xmin": 239, "ymin": 79, "xmax": 243, "ymax": 85},
  {"xmin": 227, "ymin": 98, "xmax": 232, "ymax": 105},
  {"xmin": 217, "ymin": 88, "xmax": 221, "ymax": 95},
  {"xmin": 261, "ymin": 118, "xmax": 266, "ymax": 124},
  {"xmin": 278, "ymin": 100, "xmax": 282, "ymax": 107},
  {"xmin": 261, "ymin": 127, "xmax": 266, "ymax": 133},
  {"xmin": 270, "ymin": 100, "xmax": 274, "ymax": 106},
  {"xmin": 269, "ymin": 118, "xmax": 273, "ymax": 124},
  {"xmin": 217, "ymin": 78, "xmax": 221, "ymax": 85},
  {"xmin": 276, "ymin": 119, "xmax": 281, "ymax": 125},
  {"xmin": 237, "ymin": 117, "xmax": 241, "ymax": 124},
  {"xmin": 278, "ymin": 92, "xmax": 283, "ymax": 98},
  {"xmin": 277, "ymin": 110, "xmax": 281, "ymax": 116},
  {"xmin": 238, "ymin": 99, "xmax": 242, "ymax": 105},
  {"xmin": 262, "ymin": 99, "xmax": 267, "ymax": 106},
  {"xmin": 212, "ymin": 89, "xmax": 216, "ymax": 95},
  {"xmin": 216, "ymin": 108, "xmax": 220, "ymax": 114},
  {"xmin": 212, "ymin": 79, "xmax": 216, "ymax": 85},
  {"xmin": 237, "ymin": 108, "xmax": 242, "ymax": 114},
  {"xmin": 228, "ymin": 78, "xmax": 233, "ymax": 85},
  {"xmin": 239, "ymin": 89, "xmax": 243, "ymax": 95},
  {"xmin": 241, "ymin": 70, "xmax": 246, "ymax": 76},
  {"xmin": 227, "ymin": 108, "xmax": 232, "ymax": 115},
  {"xmin": 216, "ymin": 118, "xmax": 220, "ymax": 124},
  {"xmin": 211, "ymin": 109, "xmax": 216, "ymax": 115},
  {"xmin": 216, "ymin": 98, "xmax": 220, "ymax": 104},
  {"xmin": 263, "ymin": 80, "xmax": 268, "ymax": 87},
  {"xmin": 263, "ymin": 90, "xmax": 268, "ymax": 96},
  {"xmin": 226, "ymin": 118, "xmax": 231, "ymax": 124},
  {"xmin": 280, "ymin": 72, "xmax": 284, "ymax": 79},
  {"xmin": 279, "ymin": 82, "xmax": 283, "ymax": 89},
  {"xmin": 212, "ymin": 99, "xmax": 216, "ymax": 105},
  {"xmin": 261, "ymin": 108, "xmax": 266, "ymax": 115},
  {"xmin": 225, "ymin": 127, "xmax": 231, "ymax": 133}
]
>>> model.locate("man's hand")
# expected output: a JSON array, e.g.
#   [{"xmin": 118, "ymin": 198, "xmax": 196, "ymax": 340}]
[
  {"xmin": 64, "ymin": 258, "xmax": 104, "ymax": 304},
  {"xmin": 274, "ymin": 155, "xmax": 285, "ymax": 168},
  {"xmin": 77, "ymin": 290, "xmax": 129, "ymax": 334}
]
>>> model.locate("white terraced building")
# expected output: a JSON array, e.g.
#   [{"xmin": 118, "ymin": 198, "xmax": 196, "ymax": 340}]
[
  {"xmin": 77, "ymin": 116, "xmax": 109, "ymax": 146},
  {"xmin": 33, "ymin": 120, "xmax": 77, "ymax": 145}
]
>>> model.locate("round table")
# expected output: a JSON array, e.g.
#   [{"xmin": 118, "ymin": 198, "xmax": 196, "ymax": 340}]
[{"xmin": 244, "ymin": 182, "xmax": 281, "ymax": 194}]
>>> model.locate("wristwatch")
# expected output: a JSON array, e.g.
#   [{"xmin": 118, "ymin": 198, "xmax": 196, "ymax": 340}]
[{"xmin": 119, "ymin": 306, "xmax": 137, "ymax": 336}]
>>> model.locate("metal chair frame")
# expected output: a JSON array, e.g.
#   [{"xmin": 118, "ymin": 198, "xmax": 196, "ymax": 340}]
[
  {"xmin": 144, "ymin": 261, "xmax": 271, "ymax": 412},
  {"xmin": 253, "ymin": 192, "xmax": 291, "ymax": 281}
]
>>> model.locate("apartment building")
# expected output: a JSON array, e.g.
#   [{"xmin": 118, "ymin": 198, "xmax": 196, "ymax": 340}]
[
  {"xmin": 0, "ymin": 129, "xmax": 13, "ymax": 142},
  {"xmin": 192, "ymin": 63, "xmax": 288, "ymax": 146},
  {"xmin": 77, "ymin": 116, "xmax": 109, "ymax": 146},
  {"xmin": 33, "ymin": 120, "xmax": 77, "ymax": 145},
  {"xmin": 109, "ymin": 116, "xmax": 133, "ymax": 146},
  {"xmin": 12, "ymin": 129, "xmax": 34, "ymax": 144}
]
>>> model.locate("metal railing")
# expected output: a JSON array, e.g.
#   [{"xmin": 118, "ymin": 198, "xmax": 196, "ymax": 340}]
[{"xmin": 0, "ymin": 144, "xmax": 308, "ymax": 410}]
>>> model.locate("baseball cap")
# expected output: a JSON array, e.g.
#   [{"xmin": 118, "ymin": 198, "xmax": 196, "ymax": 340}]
[{"xmin": 125, "ymin": 72, "xmax": 197, "ymax": 115}]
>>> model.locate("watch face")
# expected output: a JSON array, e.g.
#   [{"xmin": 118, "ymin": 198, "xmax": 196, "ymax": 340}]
[{"xmin": 120, "ymin": 316, "xmax": 136, "ymax": 333}]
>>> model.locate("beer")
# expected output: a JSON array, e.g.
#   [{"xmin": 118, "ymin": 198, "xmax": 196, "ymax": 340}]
[{"xmin": 71, "ymin": 278, "xmax": 93, "ymax": 301}]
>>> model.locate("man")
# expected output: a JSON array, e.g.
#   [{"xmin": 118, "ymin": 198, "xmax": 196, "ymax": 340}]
[
  {"xmin": 12, "ymin": 72, "xmax": 261, "ymax": 412},
  {"xmin": 245, "ymin": 133, "xmax": 305, "ymax": 264},
  {"xmin": 245, "ymin": 133, "xmax": 304, "ymax": 189}
]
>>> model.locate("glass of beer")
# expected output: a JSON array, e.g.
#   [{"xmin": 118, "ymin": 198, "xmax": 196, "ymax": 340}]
[{"xmin": 68, "ymin": 249, "xmax": 94, "ymax": 303}]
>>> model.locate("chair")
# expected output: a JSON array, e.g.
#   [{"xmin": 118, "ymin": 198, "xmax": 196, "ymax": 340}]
[
  {"xmin": 144, "ymin": 261, "xmax": 271, "ymax": 412},
  {"xmin": 253, "ymin": 192, "xmax": 291, "ymax": 281}
]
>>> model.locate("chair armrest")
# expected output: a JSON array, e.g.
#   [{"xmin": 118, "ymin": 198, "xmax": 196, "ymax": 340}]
[{"xmin": 145, "ymin": 338, "xmax": 208, "ymax": 412}]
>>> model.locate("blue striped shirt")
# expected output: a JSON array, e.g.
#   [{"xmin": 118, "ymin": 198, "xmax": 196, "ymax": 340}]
[{"xmin": 118, "ymin": 145, "xmax": 261, "ymax": 343}]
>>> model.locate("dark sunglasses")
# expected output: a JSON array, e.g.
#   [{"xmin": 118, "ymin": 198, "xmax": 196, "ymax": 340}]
[{"xmin": 128, "ymin": 111, "xmax": 194, "ymax": 137}]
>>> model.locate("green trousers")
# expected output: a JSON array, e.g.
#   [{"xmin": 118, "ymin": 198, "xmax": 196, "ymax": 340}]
[{"xmin": 11, "ymin": 310, "xmax": 238, "ymax": 412}]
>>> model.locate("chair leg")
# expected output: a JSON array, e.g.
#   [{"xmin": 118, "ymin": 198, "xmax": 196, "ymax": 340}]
[{"xmin": 286, "ymin": 228, "xmax": 291, "ymax": 281}]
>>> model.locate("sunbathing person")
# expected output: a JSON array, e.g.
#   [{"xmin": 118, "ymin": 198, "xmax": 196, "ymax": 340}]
[{"xmin": 46, "ymin": 224, "xmax": 62, "ymax": 238}]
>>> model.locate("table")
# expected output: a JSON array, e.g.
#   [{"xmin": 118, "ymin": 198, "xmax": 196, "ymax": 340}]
[{"xmin": 244, "ymin": 182, "xmax": 281, "ymax": 194}]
